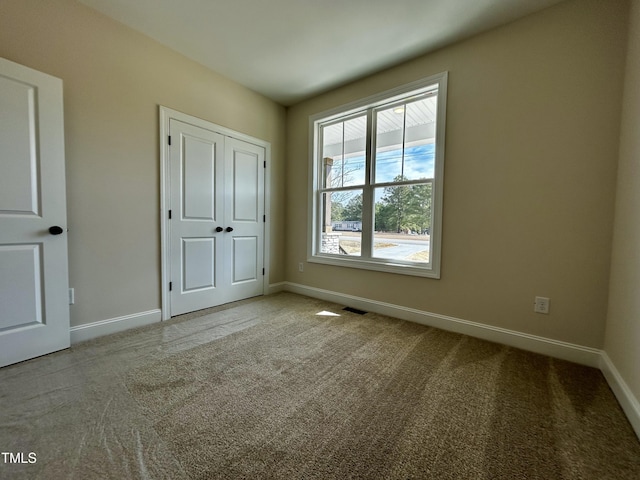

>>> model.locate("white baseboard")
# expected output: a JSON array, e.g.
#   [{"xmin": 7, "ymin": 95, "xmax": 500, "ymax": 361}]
[
  {"xmin": 283, "ymin": 282, "xmax": 601, "ymax": 368},
  {"xmin": 267, "ymin": 282, "xmax": 287, "ymax": 295},
  {"xmin": 600, "ymin": 352, "xmax": 640, "ymax": 440},
  {"xmin": 70, "ymin": 309, "xmax": 162, "ymax": 344}
]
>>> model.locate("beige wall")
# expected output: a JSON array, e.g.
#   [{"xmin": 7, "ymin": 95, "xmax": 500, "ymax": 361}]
[
  {"xmin": 605, "ymin": 0, "xmax": 640, "ymax": 404},
  {"xmin": 0, "ymin": 0, "xmax": 287, "ymax": 327},
  {"xmin": 286, "ymin": 0, "xmax": 629, "ymax": 348}
]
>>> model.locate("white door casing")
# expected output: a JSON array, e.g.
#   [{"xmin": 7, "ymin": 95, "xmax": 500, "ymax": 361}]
[
  {"xmin": 162, "ymin": 110, "xmax": 268, "ymax": 317},
  {"xmin": 0, "ymin": 57, "xmax": 70, "ymax": 368}
]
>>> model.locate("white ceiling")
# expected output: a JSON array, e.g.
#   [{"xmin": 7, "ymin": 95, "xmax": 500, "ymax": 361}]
[{"xmin": 78, "ymin": 0, "xmax": 566, "ymax": 106}]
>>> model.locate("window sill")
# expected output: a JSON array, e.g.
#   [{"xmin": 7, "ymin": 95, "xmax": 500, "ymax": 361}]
[{"xmin": 308, "ymin": 254, "xmax": 441, "ymax": 279}]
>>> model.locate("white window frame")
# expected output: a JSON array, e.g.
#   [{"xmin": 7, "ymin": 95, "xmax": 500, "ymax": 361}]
[{"xmin": 307, "ymin": 72, "xmax": 447, "ymax": 278}]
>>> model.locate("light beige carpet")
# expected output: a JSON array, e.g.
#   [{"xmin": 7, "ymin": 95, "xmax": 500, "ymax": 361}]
[{"xmin": 126, "ymin": 300, "xmax": 640, "ymax": 479}]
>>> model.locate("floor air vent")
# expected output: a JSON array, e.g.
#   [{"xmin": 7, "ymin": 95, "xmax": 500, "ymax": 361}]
[{"xmin": 343, "ymin": 306, "xmax": 367, "ymax": 315}]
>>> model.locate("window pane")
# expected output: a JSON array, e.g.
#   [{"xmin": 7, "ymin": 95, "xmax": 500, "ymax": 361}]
[
  {"xmin": 403, "ymin": 142, "xmax": 435, "ymax": 182},
  {"xmin": 322, "ymin": 116, "xmax": 366, "ymax": 188},
  {"xmin": 375, "ymin": 106, "xmax": 404, "ymax": 183},
  {"xmin": 322, "ymin": 123, "xmax": 342, "ymax": 188},
  {"xmin": 373, "ymin": 184, "xmax": 432, "ymax": 263},
  {"xmin": 374, "ymin": 95, "xmax": 437, "ymax": 184},
  {"xmin": 320, "ymin": 190, "xmax": 362, "ymax": 256},
  {"xmin": 342, "ymin": 117, "xmax": 366, "ymax": 186}
]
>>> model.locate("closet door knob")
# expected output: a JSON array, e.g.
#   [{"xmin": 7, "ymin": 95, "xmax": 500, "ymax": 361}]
[
  {"xmin": 49, "ymin": 226, "xmax": 64, "ymax": 235},
  {"xmin": 225, "ymin": 227, "xmax": 234, "ymax": 232},
  {"xmin": 215, "ymin": 227, "xmax": 223, "ymax": 232}
]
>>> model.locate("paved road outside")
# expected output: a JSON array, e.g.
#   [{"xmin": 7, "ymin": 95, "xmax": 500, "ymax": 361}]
[{"xmin": 338, "ymin": 231, "xmax": 429, "ymax": 260}]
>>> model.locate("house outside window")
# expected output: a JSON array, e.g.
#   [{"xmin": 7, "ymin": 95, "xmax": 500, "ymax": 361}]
[{"xmin": 308, "ymin": 73, "xmax": 447, "ymax": 278}]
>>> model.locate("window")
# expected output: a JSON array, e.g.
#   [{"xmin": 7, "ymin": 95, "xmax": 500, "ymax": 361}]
[{"xmin": 308, "ymin": 73, "xmax": 447, "ymax": 278}]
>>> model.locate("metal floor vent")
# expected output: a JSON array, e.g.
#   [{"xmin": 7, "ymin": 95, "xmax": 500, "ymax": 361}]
[{"xmin": 343, "ymin": 306, "xmax": 367, "ymax": 315}]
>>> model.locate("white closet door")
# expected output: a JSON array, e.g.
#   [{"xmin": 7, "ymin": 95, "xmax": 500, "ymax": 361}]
[
  {"xmin": 168, "ymin": 119, "xmax": 264, "ymax": 316},
  {"xmin": 169, "ymin": 119, "xmax": 225, "ymax": 315},
  {"xmin": 223, "ymin": 137, "xmax": 265, "ymax": 304}
]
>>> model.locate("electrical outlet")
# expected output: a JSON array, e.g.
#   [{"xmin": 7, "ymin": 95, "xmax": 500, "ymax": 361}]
[
  {"xmin": 298, "ymin": 262, "xmax": 304, "ymax": 272},
  {"xmin": 69, "ymin": 288, "xmax": 75, "ymax": 305},
  {"xmin": 534, "ymin": 296, "xmax": 549, "ymax": 314}
]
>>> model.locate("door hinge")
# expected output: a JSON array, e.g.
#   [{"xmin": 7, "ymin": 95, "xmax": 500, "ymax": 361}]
[
  {"xmin": 262, "ymin": 268, "xmax": 265, "ymax": 275},
  {"xmin": 168, "ymin": 210, "xmax": 172, "ymax": 219},
  {"xmin": 263, "ymin": 214, "xmax": 266, "ymax": 222},
  {"xmin": 169, "ymin": 281, "xmax": 173, "ymax": 291},
  {"xmin": 168, "ymin": 135, "xmax": 172, "ymax": 145},
  {"xmin": 264, "ymin": 160, "xmax": 266, "ymax": 168}
]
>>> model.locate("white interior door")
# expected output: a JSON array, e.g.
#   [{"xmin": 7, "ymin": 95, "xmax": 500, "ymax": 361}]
[
  {"xmin": 169, "ymin": 120, "xmax": 224, "ymax": 315},
  {"xmin": 224, "ymin": 137, "xmax": 265, "ymax": 303},
  {"xmin": 168, "ymin": 119, "xmax": 264, "ymax": 316},
  {"xmin": 0, "ymin": 57, "xmax": 70, "ymax": 368}
]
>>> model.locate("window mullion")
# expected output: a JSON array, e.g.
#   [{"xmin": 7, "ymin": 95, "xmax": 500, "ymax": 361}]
[
  {"xmin": 340, "ymin": 122, "xmax": 345, "ymax": 187},
  {"xmin": 401, "ymin": 105, "xmax": 407, "ymax": 179},
  {"xmin": 360, "ymin": 108, "xmax": 374, "ymax": 260}
]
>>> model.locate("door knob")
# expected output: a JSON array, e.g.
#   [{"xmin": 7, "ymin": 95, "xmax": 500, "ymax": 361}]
[
  {"xmin": 226, "ymin": 227, "xmax": 234, "ymax": 232},
  {"xmin": 215, "ymin": 226, "xmax": 223, "ymax": 232},
  {"xmin": 49, "ymin": 226, "xmax": 64, "ymax": 235}
]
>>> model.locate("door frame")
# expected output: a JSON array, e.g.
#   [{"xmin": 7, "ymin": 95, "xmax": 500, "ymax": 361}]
[{"xmin": 159, "ymin": 106, "xmax": 271, "ymax": 321}]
